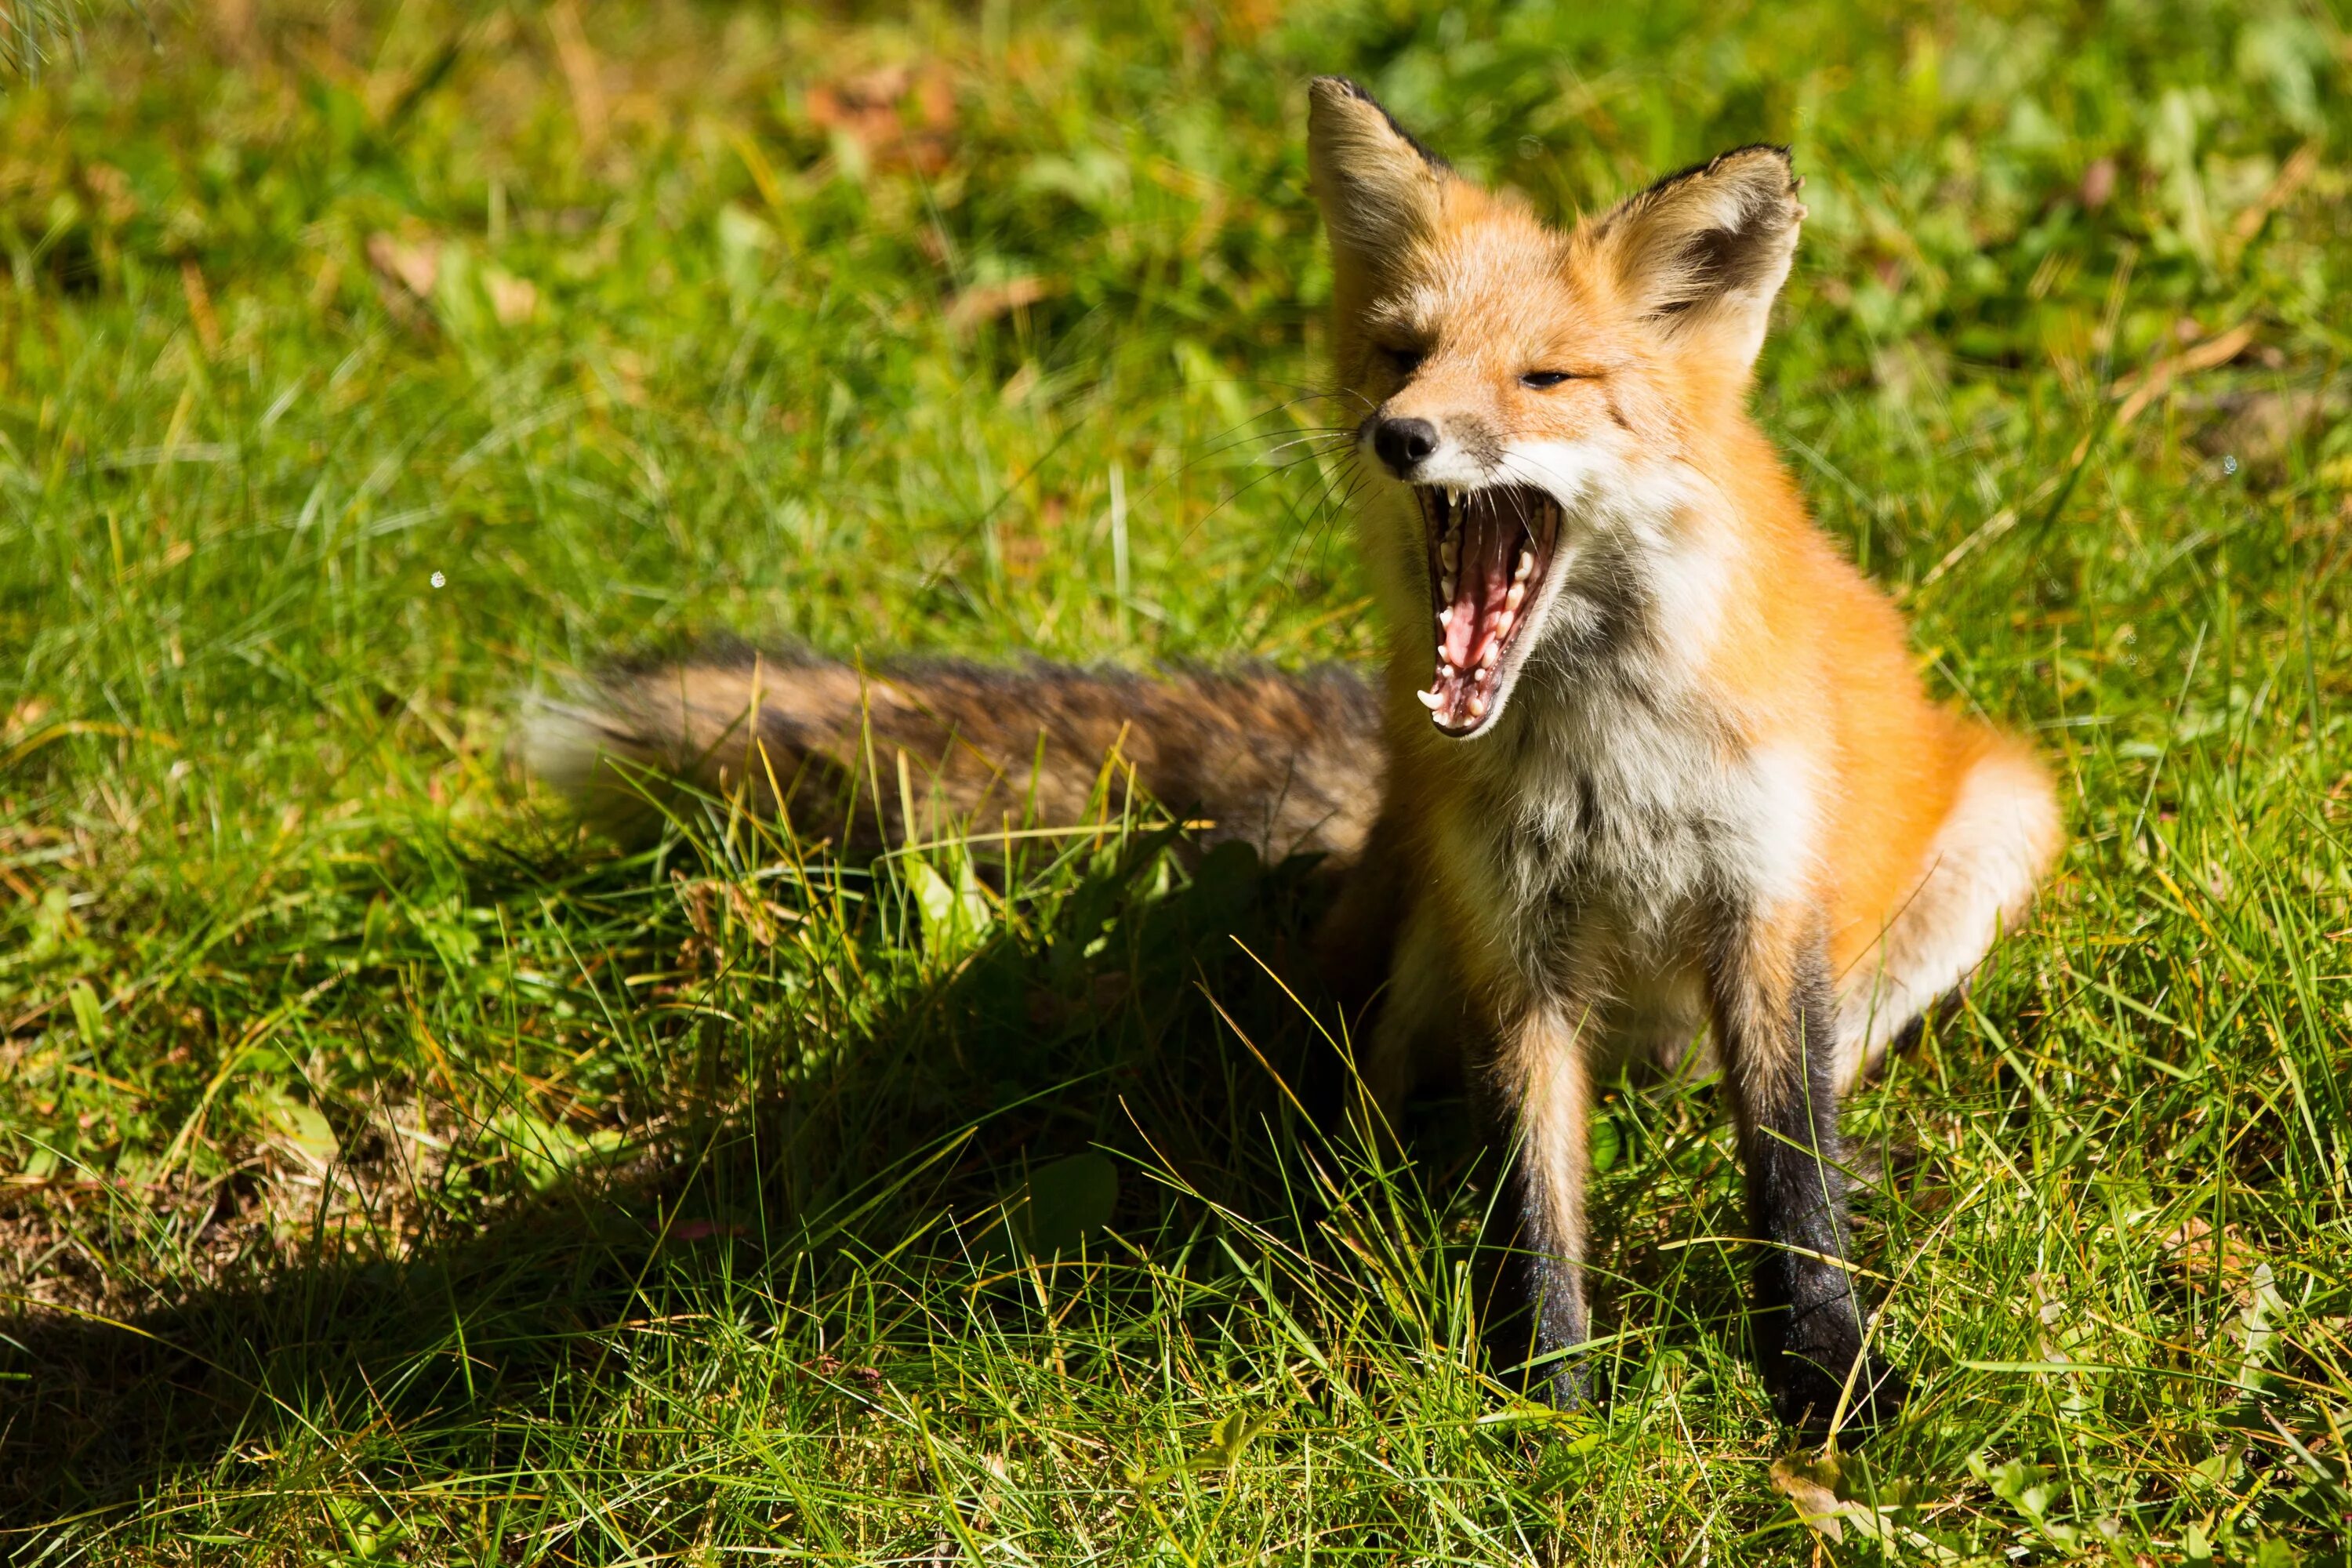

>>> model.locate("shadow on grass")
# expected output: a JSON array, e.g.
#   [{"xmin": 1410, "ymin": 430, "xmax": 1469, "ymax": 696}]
[
  {"xmin": 0, "ymin": 830, "xmax": 1772, "ymax": 1544},
  {"xmin": 0, "ymin": 838, "xmax": 1362, "ymax": 1530}
]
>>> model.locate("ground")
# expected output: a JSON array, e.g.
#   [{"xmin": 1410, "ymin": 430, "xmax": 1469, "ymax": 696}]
[{"xmin": 2, "ymin": 0, "xmax": 2350, "ymax": 1562}]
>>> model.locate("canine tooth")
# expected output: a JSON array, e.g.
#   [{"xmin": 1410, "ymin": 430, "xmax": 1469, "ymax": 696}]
[
  {"xmin": 1513, "ymin": 550, "xmax": 1534, "ymax": 581},
  {"xmin": 1416, "ymin": 688, "xmax": 1445, "ymax": 710},
  {"xmin": 1504, "ymin": 582, "xmax": 1526, "ymax": 612},
  {"xmin": 1446, "ymin": 485, "xmax": 1461, "ymax": 508}
]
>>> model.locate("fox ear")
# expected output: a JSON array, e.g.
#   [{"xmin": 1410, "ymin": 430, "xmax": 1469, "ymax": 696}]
[
  {"xmin": 1596, "ymin": 146, "xmax": 1804, "ymax": 372},
  {"xmin": 1308, "ymin": 77, "xmax": 1450, "ymax": 282}
]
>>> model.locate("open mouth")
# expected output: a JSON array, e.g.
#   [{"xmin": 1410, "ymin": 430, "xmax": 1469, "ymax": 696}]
[{"xmin": 1416, "ymin": 484, "xmax": 1563, "ymax": 735}]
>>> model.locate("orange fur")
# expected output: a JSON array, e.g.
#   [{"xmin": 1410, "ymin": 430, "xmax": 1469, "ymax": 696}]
[
  {"xmin": 1308, "ymin": 78, "xmax": 2060, "ymax": 1094},
  {"xmin": 1308, "ymin": 76, "xmax": 2060, "ymax": 1424}
]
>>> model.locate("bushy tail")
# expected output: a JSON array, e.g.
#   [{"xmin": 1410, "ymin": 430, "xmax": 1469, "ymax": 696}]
[{"xmin": 520, "ymin": 647, "xmax": 1385, "ymax": 865}]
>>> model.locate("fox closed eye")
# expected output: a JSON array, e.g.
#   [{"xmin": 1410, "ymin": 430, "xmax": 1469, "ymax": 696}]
[{"xmin": 1519, "ymin": 371, "xmax": 1581, "ymax": 388}]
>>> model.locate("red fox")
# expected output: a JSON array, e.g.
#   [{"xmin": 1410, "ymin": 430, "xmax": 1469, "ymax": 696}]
[{"xmin": 525, "ymin": 78, "xmax": 2062, "ymax": 1439}]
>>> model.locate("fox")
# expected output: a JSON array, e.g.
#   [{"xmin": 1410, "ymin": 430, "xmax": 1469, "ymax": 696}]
[{"xmin": 524, "ymin": 78, "xmax": 2063, "ymax": 1439}]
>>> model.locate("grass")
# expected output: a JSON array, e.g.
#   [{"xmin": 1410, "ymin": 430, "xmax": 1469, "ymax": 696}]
[{"xmin": 2, "ymin": 0, "xmax": 2350, "ymax": 1559}]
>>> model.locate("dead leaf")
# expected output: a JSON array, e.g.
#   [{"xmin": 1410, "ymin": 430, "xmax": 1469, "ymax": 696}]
[
  {"xmin": 4, "ymin": 699, "xmax": 53, "ymax": 743},
  {"xmin": 1771, "ymin": 1454, "xmax": 1965, "ymax": 1563},
  {"xmin": 2229, "ymin": 142, "xmax": 2321, "ymax": 246},
  {"xmin": 484, "ymin": 269, "xmax": 539, "ymax": 325},
  {"xmin": 720, "ymin": 880, "xmax": 797, "ymax": 947},
  {"xmin": 2189, "ymin": 385, "xmax": 2347, "ymax": 474},
  {"xmin": 366, "ymin": 231, "xmax": 440, "ymax": 298},
  {"xmin": 180, "ymin": 258, "xmax": 220, "ymax": 355},
  {"xmin": 546, "ymin": 0, "xmax": 608, "ymax": 153},
  {"xmin": 2079, "ymin": 156, "xmax": 2118, "ymax": 209},
  {"xmin": 944, "ymin": 275, "xmax": 1050, "ymax": 332},
  {"xmin": 2069, "ymin": 324, "xmax": 2253, "ymax": 465},
  {"xmin": 806, "ymin": 62, "xmax": 956, "ymax": 174},
  {"xmin": 1770, "ymin": 1452, "xmax": 1849, "ymax": 1544},
  {"xmin": 2161, "ymin": 1216, "xmax": 2258, "ymax": 1297}
]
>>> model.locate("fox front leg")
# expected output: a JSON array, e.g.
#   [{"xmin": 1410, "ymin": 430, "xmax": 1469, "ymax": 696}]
[
  {"xmin": 1708, "ymin": 911, "xmax": 1908, "ymax": 1440},
  {"xmin": 1492, "ymin": 1006, "xmax": 1594, "ymax": 1407}
]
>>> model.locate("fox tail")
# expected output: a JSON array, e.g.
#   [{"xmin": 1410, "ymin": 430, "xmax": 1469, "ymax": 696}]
[{"xmin": 519, "ymin": 646, "xmax": 1385, "ymax": 866}]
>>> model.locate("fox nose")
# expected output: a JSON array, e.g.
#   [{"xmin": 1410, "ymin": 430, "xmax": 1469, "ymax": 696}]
[{"xmin": 1371, "ymin": 417, "xmax": 1439, "ymax": 478}]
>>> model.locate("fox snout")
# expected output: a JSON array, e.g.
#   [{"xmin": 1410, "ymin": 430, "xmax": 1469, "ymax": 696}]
[
  {"xmin": 1369, "ymin": 416, "xmax": 1437, "ymax": 477},
  {"xmin": 1362, "ymin": 408, "xmax": 1498, "ymax": 485}
]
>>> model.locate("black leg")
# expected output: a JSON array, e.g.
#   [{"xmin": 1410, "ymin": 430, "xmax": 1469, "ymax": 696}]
[
  {"xmin": 1711, "ymin": 919, "xmax": 1907, "ymax": 1441},
  {"xmin": 1519, "ymin": 1178, "xmax": 1591, "ymax": 1409},
  {"xmin": 1486, "ymin": 1007, "xmax": 1592, "ymax": 1408}
]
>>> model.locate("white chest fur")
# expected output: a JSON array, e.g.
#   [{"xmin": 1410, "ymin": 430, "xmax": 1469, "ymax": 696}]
[{"xmin": 1421, "ymin": 647, "xmax": 1820, "ymax": 1050}]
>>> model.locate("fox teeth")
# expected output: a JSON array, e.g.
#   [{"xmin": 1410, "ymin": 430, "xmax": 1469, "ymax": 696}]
[
  {"xmin": 1467, "ymin": 695, "xmax": 1487, "ymax": 720},
  {"xmin": 1513, "ymin": 550, "xmax": 1534, "ymax": 582},
  {"xmin": 1440, "ymin": 572, "xmax": 1457, "ymax": 600},
  {"xmin": 1439, "ymin": 661, "xmax": 1455, "ymax": 679},
  {"xmin": 1437, "ymin": 604, "xmax": 1454, "ymax": 629},
  {"xmin": 1504, "ymin": 581, "xmax": 1526, "ymax": 612},
  {"xmin": 1439, "ymin": 537, "xmax": 1458, "ymax": 572},
  {"xmin": 1479, "ymin": 641, "xmax": 1501, "ymax": 671},
  {"xmin": 1416, "ymin": 687, "xmax": 1445, "ymax": 710}
]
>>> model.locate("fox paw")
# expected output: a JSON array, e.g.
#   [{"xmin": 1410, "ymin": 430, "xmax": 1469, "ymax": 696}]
[{"xmin": 1770, "ymin": 1346, "xmax": 1908, "ymax": 1444}]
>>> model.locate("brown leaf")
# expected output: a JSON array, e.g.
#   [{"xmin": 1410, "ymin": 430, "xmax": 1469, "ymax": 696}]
[
  {"xmin": 4, "ymin": 699, "xmax": 53, "ymax": 744},
  {"xmin": 806, "ymin": 62, "xmax": 956, "ymax": 174},
  {"xmin": 1770, "ymin": 1454, "xmax": 1848, "ymax": 1544},
  {"xmin": 2161, "ymin": 1216, "xmax": 2258, "ymax": 1296},
  {"xmin": 365, "ymin": 231, "xmax": 440, "ymax": 298},
  {"xmin": 485, "ymin": 270, "xmax": 539, "ymax": 325},
  {"xmin": 1771, "ymin": 1454, "xmax": 1963, "ymax": 1562},
  {"xmin": 2229, "ymin": 142, "xmax": 2321, "ymax": 245},
  {"xmin": 546, "ymin": 0, "xmax": 608, "ymax": 153},
  {"xmin": 180, "ymin": 259, "xmax": 220, "ymax": 356},
  {"xmin": 2079, "ymin": 156, "xmax": 2118, "ymax": 209},
  {"xmin": 2190, "ymin": 385, "xmax": 2347, "ymax": 474},
  {"xmin": 944, "ymin": 275, "xmax": 1050, "ymax": 332},
  {"xmin": 2068, "ymin": 324, "xmax": 2253, "ymax": 466}
]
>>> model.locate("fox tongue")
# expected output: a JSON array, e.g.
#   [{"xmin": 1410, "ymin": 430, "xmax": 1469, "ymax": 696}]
[
  {"xmin": 1426, "ymin": 496, "xmax": 1524, "ymax": 727},
  {"xmin": 1439, "ymin": 511, "xmax": 1508, "ymax": 667}
]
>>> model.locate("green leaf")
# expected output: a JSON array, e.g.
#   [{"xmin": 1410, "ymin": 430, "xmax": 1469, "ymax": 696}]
[
  {"xmin": 66, "ymin": 980, "xmax": 107, "ymax": 1047},
  {"xmin": 265, "ymin": 1094, "xmax": 339, "ymax": 1166},
  {"xmin": 1012, "ymin": 1152, "xmax": 1118, "ymax": 1257},
  {"xmin": 907, "ymin": 853, "xmax": 993, "ymax": 961}
]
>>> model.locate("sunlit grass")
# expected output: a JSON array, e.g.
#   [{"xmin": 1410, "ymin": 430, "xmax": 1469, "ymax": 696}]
[{"xmin": 2, "ymin": 0, "xmax": 2348, "ymax": 1560}]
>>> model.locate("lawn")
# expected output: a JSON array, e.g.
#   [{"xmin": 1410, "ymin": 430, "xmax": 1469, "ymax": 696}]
[{"xmin": 2, "ymin": 0, "xmax": 2350, "ymax": 1560}]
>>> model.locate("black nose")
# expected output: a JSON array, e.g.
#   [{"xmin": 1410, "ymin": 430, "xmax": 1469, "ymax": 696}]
[{"xmin": 1371, "ymin": 417, "xmax": 1439, "ymax": 477}]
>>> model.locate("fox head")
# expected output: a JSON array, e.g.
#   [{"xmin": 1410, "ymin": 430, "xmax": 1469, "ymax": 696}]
[{"xmin": 1307, "ymin": 76, "xmax": 1804, "ymax": 741}]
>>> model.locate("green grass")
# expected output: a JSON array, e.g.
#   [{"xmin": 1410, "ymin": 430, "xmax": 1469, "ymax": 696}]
[{"xmin": 3, "ymin": 0, "xmax": 2350, "ymax": 1559}]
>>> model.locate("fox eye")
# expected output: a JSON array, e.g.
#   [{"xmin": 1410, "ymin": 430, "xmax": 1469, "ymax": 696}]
[
  {"xmin": 1385, "ymin": 346, "xmax": 1425, "ymax": 376},
  {"xmin": 1519, "ymin": 371, "xmax": 1579, "ymax": 389}
]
